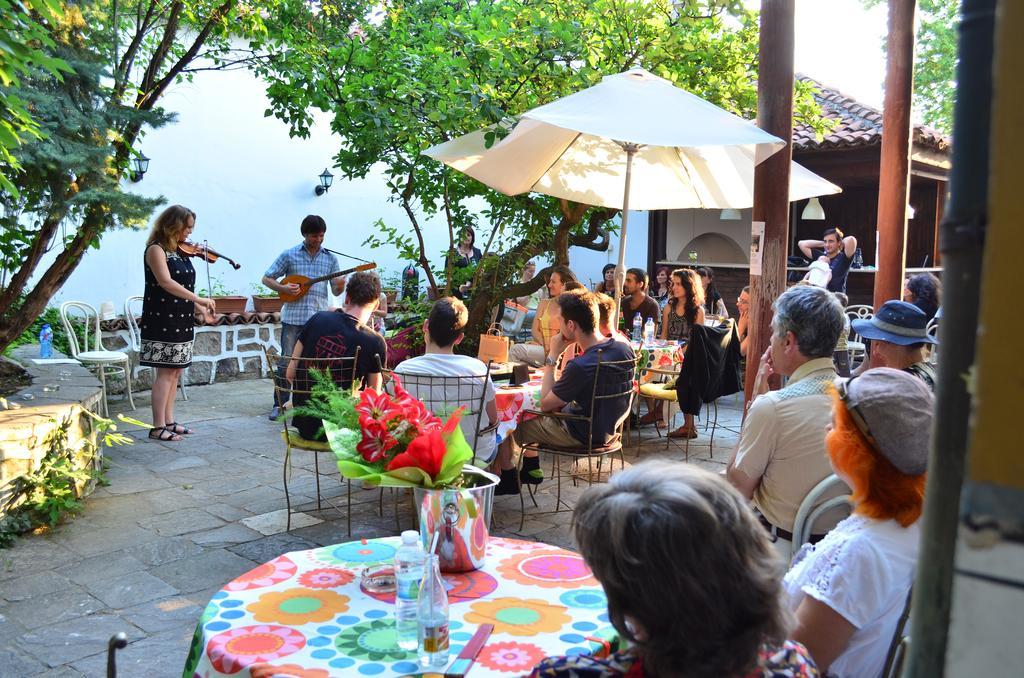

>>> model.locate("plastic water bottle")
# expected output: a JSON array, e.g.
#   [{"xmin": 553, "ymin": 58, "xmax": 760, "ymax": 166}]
[
  {"xmin": 394, "ymin": 530, "xmax": 425, "ymax": 651},
  {"xmin": 417, "ymin": 554, "xmax": 450, "ymax": 668},
  {"xmin": 631, "ymin": 313, "xmax": 642, "ymax": 342},
  {"xmin": 39, "ymin": 324, "xmax": 53, "ymax": 359},
  {"xmin": 643, "ymin": 317, "xmax": 655, "ymax": 345}
]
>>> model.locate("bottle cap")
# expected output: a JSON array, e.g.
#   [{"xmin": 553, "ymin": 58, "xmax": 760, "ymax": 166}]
[{"xmin": 400, "ymin": 530, "xmax": 420, "ymax": 545}]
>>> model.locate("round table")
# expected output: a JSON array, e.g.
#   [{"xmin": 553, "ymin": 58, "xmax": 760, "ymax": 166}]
[
  {"xmin": 494, "ymin": 371, "xmax": 544, "ymax": 444},
  {"xmin": 632, "ymin": 340, "xmax": 684, "ymax": 384},
  {"xmin": 184, "ymin": 537, "xmax": 611, "ymax": 677}
]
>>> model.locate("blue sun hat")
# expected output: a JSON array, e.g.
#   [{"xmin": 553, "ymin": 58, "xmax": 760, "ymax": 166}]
[{"xmin": 851, "ymin": 300, "xmax": 937, "ymax": 346}]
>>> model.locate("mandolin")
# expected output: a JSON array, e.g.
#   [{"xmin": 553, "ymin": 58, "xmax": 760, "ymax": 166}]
[{"xmin": 278, "ymin": 262, "xmax": 377, "ymax": 302}]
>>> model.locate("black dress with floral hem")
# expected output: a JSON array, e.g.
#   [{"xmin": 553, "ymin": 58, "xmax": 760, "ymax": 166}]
[{"xmin": 140, "ymin": 247, "xmax": 196, "ymax": 368}]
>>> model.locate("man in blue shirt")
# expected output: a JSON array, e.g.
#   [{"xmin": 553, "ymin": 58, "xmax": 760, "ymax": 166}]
[
  {"xmin": 798, "ymin": 227, "xmax": 858, "ymax": 294},
  {"xmin": 262, "ymin": 215, "xmax": 344, "ymax": 419}
]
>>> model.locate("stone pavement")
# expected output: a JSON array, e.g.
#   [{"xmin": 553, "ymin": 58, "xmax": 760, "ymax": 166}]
[{"xmin": 0, "ymin": 379, "xmax": 741, "ymax": 677}]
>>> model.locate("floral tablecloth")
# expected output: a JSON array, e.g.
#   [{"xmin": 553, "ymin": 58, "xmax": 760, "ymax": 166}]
[
  {"xmin": 184, "ymin": 536, "xmax": 611, "ymax": 677},
  {"xmin": 632, "ymin": 340, "xmax": 684, "ymax": 384},
  {"xmin": 494, "ymin": 372, "xmax": 544, "ymax": 444}
]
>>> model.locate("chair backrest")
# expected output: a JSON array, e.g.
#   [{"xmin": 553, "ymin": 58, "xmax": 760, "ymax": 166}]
[
  {"xmin": 790, "ymin": 474, "xmax": 852, "ymax": 562},
  {"xmin": 582, "ymin": 349, "xmax": 640, "ymax": 449},
  {"xmin": 387, "ymin": 360, "xmax": 495, "ymax": 462},
  {"xmin": 264, "ymin": 348, "xmax": 361, "ymax": 432},
  {"xmin": 925, "ymin": 317, "xmax": 939, "ymax": 365},
  {"xmin": 845, "ymin": 304, "xmax": 874, "ymax": 343},
  {"xmin": 882, "ymin": 588, "xmax": 914, "ymax": 678},
  {"xmin": 60, "ymin": 301, "xmax": 102, "ymax": 357},
  {"xmin": 123, "ymin": 296, "xmax": 144, "ymax": 352}
]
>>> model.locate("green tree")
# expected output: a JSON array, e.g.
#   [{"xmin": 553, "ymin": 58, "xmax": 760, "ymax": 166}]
[
  {"xmin": 254, "ymin": 0, "xmax": 829, "ymax": 346},
  {"xmin": 866, "ymin": 0, "xmax": 959, "ymax": 134},
  {"xmin": 0, "ymin": 0, "xmax": 72, "ymax": 197},
  {"xmin": 0, "ymin": 1, "xmax": 281, "ymax": 353}
]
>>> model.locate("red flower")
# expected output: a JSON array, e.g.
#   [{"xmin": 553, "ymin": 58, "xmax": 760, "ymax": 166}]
[
  {"xmin": 356, "ymin": 389, "xmax": 400, "ymax": 423},
  {"xmin": 357, "ymin": 429, "xmax": 398, "ymax": 463},
  {"xmin": 385, "ymin": 429, "xmax": 447, "ymax": 478}
]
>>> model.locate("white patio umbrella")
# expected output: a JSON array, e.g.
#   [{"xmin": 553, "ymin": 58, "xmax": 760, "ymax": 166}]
[{"xmin": 423, "ymin": 68, "xmax": 840, "ymax": 324}]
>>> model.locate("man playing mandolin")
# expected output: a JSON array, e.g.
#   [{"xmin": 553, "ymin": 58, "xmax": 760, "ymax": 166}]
[{"xmin": 263, "ymin": 215, "xmax": 344, "ymax": 419}]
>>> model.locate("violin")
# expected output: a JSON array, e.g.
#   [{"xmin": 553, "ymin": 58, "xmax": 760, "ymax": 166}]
[{"xmin": 178, "ymin": 241, "xmax": 241, "ymax": 270}]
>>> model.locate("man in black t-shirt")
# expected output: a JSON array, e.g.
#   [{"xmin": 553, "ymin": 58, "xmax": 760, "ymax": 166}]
[
  {"xmin": 286, "ymin": 271, "xmax": 387, "ymax": 440},
  {"xmin": 619, "ymin": 267, "xmax": 660, "ymax": 331},
  {"xmin": 798, "ymin": 227, "xmax": 858, "ymax": 293},
  {"xmin": 493, "ymin": 291, "xmax": 635, "ymax": 495}
]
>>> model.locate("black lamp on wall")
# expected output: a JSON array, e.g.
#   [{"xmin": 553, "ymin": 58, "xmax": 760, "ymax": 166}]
[
  {"xmin": 130, "ymin": 153, "xmax": 150, "ymax": 182},
  {"xmin": 315, "ymin": 168, "xmax": 334, "ymax": 196}
]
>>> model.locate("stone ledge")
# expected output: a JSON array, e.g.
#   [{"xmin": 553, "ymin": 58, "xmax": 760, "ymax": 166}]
[{"xmin": 1, "ymin": 347, "xmax": 104, "ymax": 520}]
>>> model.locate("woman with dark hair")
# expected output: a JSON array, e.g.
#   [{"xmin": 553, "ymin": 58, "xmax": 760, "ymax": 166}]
[
  {"xmin": 451, "ymin": 226, "xmax": 482, "ymax": 267},
  {"xmin": 530, "ymin": 461, "xmax": 818, "ymax": 678},
  {"xmin": 697, "ymin": 266, "xmax": 729, "ymax": 318},
  {"xmin": 662, "ymin": 268, "xmax": 705, "ymax": 342},
  {"xmin": 141, "ymin": 205, "xmax": 217, "ymax": 441},
  {"xmin": 650, "ymin": 266, "xmax": 671, "ymax": 311},
  {"xmin": 509, "ymin": 265, "xmax": 578, "ymax": 366},
  {"xmin": 785, "ymin": 368, "xmax": 932, "ymax": 676},
  {"xmin": 638, "ymin": 269, "xmax": 705, "ymax": 435},
  {"xmin": 594, "ymin": 263, "xmax": 617, "ymax": 295},
  {"xmin": 902, "ymin": 272, "xmax": 941, "ymax": 320}
]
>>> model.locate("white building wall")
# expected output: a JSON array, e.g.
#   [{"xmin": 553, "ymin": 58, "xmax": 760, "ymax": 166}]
[
  {"xmin": 41, "ymin": 61, "xmax": 644, "ymax": 309},
  {"xmin": 665, "ymin": 208, "xmax": 752, "ymax": 265}
]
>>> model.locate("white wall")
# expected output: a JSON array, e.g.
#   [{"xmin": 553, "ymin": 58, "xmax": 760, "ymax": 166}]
[
  {"xmin": 43, "ymin": 60, "xmax": 644, "ymax": 309},
  {"xmin": 665, "ymin": 208, "xmax": 752, "ymax": 265}
]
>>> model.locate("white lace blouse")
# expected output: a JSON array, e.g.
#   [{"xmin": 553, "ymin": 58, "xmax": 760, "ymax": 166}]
[{"xmin": 784, "ymin": 514, "xmax": 919, "ymax": 678}]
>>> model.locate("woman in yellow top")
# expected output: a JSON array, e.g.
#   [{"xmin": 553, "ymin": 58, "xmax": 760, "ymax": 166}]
[{"xmin": 509, "ymin": 265, "xmax": 578, "ymax": 366}]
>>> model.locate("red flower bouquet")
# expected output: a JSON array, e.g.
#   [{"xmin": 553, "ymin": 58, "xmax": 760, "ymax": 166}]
[{"xmin": 320, "ymin": 376, "xmax": 474, "ymax": 489}]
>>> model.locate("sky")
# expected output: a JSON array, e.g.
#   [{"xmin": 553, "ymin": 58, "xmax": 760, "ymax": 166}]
[{"xmin": 747, "ymin": 0, "xmax": 889, "ymax": 109}]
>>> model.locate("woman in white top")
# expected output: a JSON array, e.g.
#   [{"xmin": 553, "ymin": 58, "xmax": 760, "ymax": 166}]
[{"xmin": 784, "ymin": 368, "xmax": 933, "ymax": 677}]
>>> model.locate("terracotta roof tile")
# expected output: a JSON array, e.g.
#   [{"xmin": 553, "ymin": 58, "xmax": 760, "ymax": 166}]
[{"xmin": 793, "ymin": 75, "xmax": 950, "ymax": 153}]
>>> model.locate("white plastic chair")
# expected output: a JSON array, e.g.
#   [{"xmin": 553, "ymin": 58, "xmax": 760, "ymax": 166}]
[
  {"xmin": 60, "ymin": 301, "xmax": 135, "ymax": 416},
  {"xmin": 124, "ymin": 296, "xmax": 188, "ymax": 401},
  {"xmin": 789, "ymin": 474, "xmax": 852, "ymax": 563},
  {"xmin": 845, "ymin": 304, "xmax": 874, "ymax": 364}
]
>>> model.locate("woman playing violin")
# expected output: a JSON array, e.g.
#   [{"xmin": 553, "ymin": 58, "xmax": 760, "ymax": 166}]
[{"xmin": 141, "ymin": 205, "xmax": 216, "ymax": 442}]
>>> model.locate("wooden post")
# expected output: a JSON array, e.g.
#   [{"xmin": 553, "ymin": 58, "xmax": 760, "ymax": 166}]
[
  {"xmin": 744, "ymin": 0, "xmax": 795, "ymax": 403},
  {"xmin": 873, "ymin": 0, "xmax": 917, "ymax": 308}
]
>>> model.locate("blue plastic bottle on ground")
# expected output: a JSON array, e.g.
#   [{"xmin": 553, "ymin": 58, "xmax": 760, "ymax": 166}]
[
  {"xmin": 631, "ymin": 313, "xmax": 642, "ymax": 342},
  {"xmin": 39, "ymin": 324, "xmax": 53, "ymax": 359},
  {"xmin": 394, "ymin": 530, "xmax": 425, "ymax": 651},
  {"xmin": 418, "ymin": 553, "xmax": 450, "ymax": 668}
]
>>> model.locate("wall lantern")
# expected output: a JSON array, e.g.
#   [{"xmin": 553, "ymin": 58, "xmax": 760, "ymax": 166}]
[
  {"xmin": 130, "ymin": 153, "xmax": 150, "ymax": 182},
  {"xmin": 907, "ymin": 202, "xmax": 916, "ymax": 219},
  {"xmin": 315, "ymin": 168, "xmax": 334, "ymax": 196},
  {"xmin": 719, "ymin": 208, "xmax": 741, "ymax": 220},
  {"xmin": 801, "ymin": 197, "xmax": 826, "ymax": 220}
]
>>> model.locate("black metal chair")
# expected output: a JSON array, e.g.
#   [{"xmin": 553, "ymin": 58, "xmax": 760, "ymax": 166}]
[
  {"xmin": 264, "ymin": 348, "xmax": 360, "ymax": 533},
  {"xmin": 389, "ymin": 363, "xmax": 500, "ymax": 466},
  {"xmin": 107, "ymin": 632, "xmax": 127, "ymax": 677},
  {"xmin": 514, "ymin": 350, "xmax": 637, "ymax": 530}
]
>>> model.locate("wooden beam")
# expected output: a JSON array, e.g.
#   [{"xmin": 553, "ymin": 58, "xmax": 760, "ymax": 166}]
[
  {"xmin": 873, "ymin": 0, "xmax": 917, "ymax": 307},
  {"xmin": 744, "ymin": 0, "xmax": 795, "ymax": 403}
]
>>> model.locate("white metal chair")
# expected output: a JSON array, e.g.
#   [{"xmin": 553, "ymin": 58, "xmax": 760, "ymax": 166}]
[
  {"xmin": 789, "ymin": 473, "xmax": 852, "ymax": 564},
  {"xmin": 925, "ymin": 317, "xmax": 939, "ymax": 365},
  {"xmin": 60, "ymin": 301, "xmax": 135, "ymax": 416},
  {"xmin": 845, "ymin": 304, "xmax": 874, "ymax": 364},
  {"xmin": 124, "ymin": 296, "xmax": 188, "ymax": 400}
]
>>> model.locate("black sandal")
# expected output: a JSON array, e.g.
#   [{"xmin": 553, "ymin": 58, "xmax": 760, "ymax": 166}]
[
  {"xmin": 148, "ymin": 426, "xmax": 182, "ymax": 442},
  {"xmin": 167, "ymin": 422, "xmax": 193, "ymax": 435}
]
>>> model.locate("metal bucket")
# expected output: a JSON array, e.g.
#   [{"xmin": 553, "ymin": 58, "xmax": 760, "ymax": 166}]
[{"xmin": 413, "ymin": 466, "xmax": 498, "ymax": 573}]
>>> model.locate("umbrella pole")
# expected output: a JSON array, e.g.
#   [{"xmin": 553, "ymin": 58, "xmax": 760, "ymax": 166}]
[{"xmin": 612, "ymin": 143, "xmax": 640, "ymax": 330}]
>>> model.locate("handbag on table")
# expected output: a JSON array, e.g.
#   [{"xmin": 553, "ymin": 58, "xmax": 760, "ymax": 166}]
[{"xmin": 478, "ymin": 323, "xmax": 510, "ymax": 364}]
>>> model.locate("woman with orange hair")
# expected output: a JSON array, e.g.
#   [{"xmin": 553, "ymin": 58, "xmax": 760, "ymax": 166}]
[{"xmin": 784, "ymin": 368, "xmax": 933, "ymax": 677}]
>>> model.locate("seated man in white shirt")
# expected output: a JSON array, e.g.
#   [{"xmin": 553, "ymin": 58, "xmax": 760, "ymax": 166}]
[
  {"xmin": 725, "ymin": 285, "xmax": 849, "ymax": 555},
  {"xmin": 394, "ymin": 297, "xmax": 498, "ymax": 465}
]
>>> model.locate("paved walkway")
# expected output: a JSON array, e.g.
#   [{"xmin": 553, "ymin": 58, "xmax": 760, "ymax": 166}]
[{"xmin": 0, "ymin": 379, "xmax": 741, "ymax": 676}]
